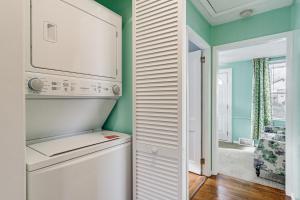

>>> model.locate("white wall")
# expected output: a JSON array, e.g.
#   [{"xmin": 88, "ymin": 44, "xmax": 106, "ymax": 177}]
[{"xmin": 0, "ymin": 0, "xmax": 25, "ymax": 200}]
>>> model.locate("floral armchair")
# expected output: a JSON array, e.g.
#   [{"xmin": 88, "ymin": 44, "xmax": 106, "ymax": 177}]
[{"xmin": 254, "ymin": 126, "xmax": 286, "ymax": 184}]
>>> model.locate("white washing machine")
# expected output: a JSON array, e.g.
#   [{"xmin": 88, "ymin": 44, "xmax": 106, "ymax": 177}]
[
  {"xmin": 24, "ymin": 0, "xmax": 131, "ymax": 199},
  {"xmin": 26, "ymin": 131, "xmax": 132, "ymax": 200}
]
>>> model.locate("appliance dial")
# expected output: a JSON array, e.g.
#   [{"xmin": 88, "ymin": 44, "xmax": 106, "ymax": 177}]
[
  {"xmin": 28, "ymin": 78, "xmax": 44, "ymax": 92},
  {"xmin": 112, "ymin": 85, "xmax": 120, "ymax": 95}
]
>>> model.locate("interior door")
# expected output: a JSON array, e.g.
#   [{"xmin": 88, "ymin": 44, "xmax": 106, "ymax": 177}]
[
  {"xmin": 188, "ymin": 51, "xmax": 202, "ymax": 175},
  {"xmin": 133, "ymin": 0, "xmax": 186, "ymax": 199},
  {"xmin": 217, "ymin": 69, "xmax": 232, "ymax": 142}
]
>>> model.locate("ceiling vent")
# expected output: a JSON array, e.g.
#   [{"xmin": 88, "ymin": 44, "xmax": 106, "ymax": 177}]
[{"xmin": 240, "ymin": 9, "xmax": 254, "ymax": 18}]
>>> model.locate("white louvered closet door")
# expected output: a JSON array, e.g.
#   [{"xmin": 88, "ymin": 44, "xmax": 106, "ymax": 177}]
[{"xmin": 133, "ymin": 0, "xmax": 187, "ymax": 199}]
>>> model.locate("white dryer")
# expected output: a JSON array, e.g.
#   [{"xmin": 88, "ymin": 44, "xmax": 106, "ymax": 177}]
[{"xmin": 24, "ymin": 0, "xmax": 131, "ymax": 200}]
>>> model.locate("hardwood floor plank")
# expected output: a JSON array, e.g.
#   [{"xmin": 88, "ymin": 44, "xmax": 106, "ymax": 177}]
[
  {"xmin": 192, "ymin": 175, "xmax": 290, "ymax": 200},
  {"xmin": 189, "ymin": 172, "xmax": 207, "ymax": 199}
]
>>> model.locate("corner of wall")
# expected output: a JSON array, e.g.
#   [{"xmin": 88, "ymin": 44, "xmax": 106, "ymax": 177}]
[
  {"xmin": 96, "ymin": 0, "xmax": 133, "ymax": 134},
  {"xmin": 186, "ymin": 0, "xmax": 212, "ymax": 44}
]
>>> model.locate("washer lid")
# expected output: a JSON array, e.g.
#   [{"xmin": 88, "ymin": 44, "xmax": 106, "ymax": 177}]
[
  {"xmin": 28, "ymin": 132, "xmax": 120, "ymax": 157},
  {"xmin": 26, "ymin": 131, "xmax": 131, "ymax": 172}
]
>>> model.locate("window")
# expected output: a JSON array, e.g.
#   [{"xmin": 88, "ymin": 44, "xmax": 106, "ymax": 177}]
[{"xmin": 269, "ymin": 61, "xmax": 286, "ymax": 120}]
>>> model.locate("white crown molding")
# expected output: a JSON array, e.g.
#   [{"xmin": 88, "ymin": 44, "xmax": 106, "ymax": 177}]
[
  {"xmin": 219, "ymin": 38, "xmax": 287, "ymax": 64},
  {"xmin": 191, "ymin": 0, "xmax": 293, "ymax": 25}
]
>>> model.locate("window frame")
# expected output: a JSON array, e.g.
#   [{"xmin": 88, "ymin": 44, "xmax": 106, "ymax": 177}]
[{"xmin": 269, "ymin": 60, "xmax": 287, "ymax": 121}]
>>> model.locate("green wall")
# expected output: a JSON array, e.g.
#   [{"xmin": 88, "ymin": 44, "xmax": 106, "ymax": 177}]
[
  {"xmin": 95, "ymin": 0, "xmax": 133, "ymax": 134},
  {"xmin": 94, "ymin": 0, "xmax": 300, "ymax": 196},
  {"xmin": 212, "ymin": 2, "xmax": 299, "ymax": 196},
  {"xmin": 187, "ymin": 1, "xmax": 294, "ymax": 46},
  {"xmin": 220, "ymin": 59, "xmax": 286, "ymax": 142},
  {"xmin": 212, "ymin": 6, "xmax": 293, "ymax": 46},
  {"xmin": 187, "ymin": 0, "xmax": 212, "ymax": 44},
  {"xmin": 96, "ymin": 0, "xmax": 212, "ymax": 135},
  {"xmin": 220, "ymin": 60, "xmax": 253, "ymax": 142}
]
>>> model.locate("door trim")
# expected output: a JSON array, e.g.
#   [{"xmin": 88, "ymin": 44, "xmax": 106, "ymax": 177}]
[{"xmin": 186, "ymin": 26, "xmax": 211, "ymax": 178}]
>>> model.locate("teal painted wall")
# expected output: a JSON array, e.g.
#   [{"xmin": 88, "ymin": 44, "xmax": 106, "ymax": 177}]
[
  {"xmin": 187, "ymin": 0, "xmax": 212, "ymax": 44},
  {"xmin": 212, "ymin": 4, "xmax": 299, "ymax": 193},
  {"xmin": 95, "ymin": 0, "xmax": 133, "ymax": 134},
  {"xmin": 220, "ymin": 60, "xmax": 253, "ymax": 142},
  {"xmin": 220, "ymin": 59, "xmax": 287, "ymax": 142},
  {"xmin": 93, "ymin": 0, "xmax": 300, "ymax": 195},
  {"xmin": 211, "ymin": 6, "xmax": 292, "ymax": 46},
  {"xmin": 96, "ymin": 0, "xmax": 212, "ymax": 135}
]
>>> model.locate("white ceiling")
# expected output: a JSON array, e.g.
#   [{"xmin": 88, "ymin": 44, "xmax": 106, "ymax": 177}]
[
  {"xmin": 191, "ymin": 0, "xmax": 293, "ymax": 25},
  {"xmin": 219, "ymin": 38, "xmax": 287, "ymax": 64}
]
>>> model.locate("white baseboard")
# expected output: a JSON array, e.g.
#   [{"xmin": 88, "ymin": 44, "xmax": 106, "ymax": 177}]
[{"xmin": 290, "ymin": 193, "xmax": 295, "ymax": 200}]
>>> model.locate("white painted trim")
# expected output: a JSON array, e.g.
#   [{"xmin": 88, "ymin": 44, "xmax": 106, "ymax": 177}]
[
  {"xmin": 217, "ymin": 68, "xmax": 232, "ymax": 143},
  {"xmin": 290, "ymin": 193, "xmax": 296, "ymax": 200},
  {"xmin": 186, "ymin": 26, "xmax": 212, "ymax": 178},
  {"xmin": 0, "ymin": 0, "xmax": 26, "ymax": 199},
  {"xmin": 180, "ymin": 1, "xmax": 188, "ymax": 199},
  {"xmin": 132, "ymin": 1, "xmax": 137, "ymax": 199},
  {"xmin": 285, "ymin": 31, "xmax": 294, "ymax": 197},
  {"xmin": 212, "ymin": 32, "xmax": 294, "ymax": 196}
]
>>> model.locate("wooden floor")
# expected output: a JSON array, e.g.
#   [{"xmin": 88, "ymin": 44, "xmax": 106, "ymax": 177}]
[
  {"xmin": 189, "ymin": 172, "xmax": 207, "ymax": 199},
  {"xmin": 192, "ymin": 175, "xmax": 290, "ymax": 200}
]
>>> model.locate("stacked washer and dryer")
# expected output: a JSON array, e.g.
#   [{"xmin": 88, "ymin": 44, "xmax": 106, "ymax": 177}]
[{"xmin": 25, "ymin": 0, "xmax": 131, "ymax": 199}]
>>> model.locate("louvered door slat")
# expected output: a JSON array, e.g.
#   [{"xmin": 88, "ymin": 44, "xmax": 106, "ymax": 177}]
[
  {"xmin": 136, "ymin": 0, "xmax": 177, "ymax": 16},
  {"xmin": 136, "ymin": 128, "xmax": 178, "ymax": 137},
  {"xmin": 136, "ymin": 25, "xmax": 178, "ymax": 39},
  {"xmin": 136, "ymin": 47, "xmax": 178, "ymax": 59},
  {"xmin": 136, "ymin": 8, "xmax": 178, "ymax": 24},
  {"xmin": 133, "ymin": 0, "xmax": 186, "ymax": 199},
  {"xmin": 136, "ymin": 20, "xmax": 178, "ymax": 36}
]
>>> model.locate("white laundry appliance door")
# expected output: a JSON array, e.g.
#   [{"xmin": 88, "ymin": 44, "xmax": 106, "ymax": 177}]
[
  {"xmin": 27, "ymin": 142, "xmax": 131, "ymax": 200},
  {"xmin": 31, "ymin": 0, "xmax": 118, "ymax": 78}
]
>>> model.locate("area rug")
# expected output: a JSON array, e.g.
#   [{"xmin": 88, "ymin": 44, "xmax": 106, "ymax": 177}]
[{"xmin": 217, "ymin": 147, "xmax": 285, "ymax": 190}]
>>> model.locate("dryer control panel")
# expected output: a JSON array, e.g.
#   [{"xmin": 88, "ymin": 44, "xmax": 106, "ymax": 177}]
[{"xmin": 25, "ymin": 72, "xmax": 122, "ymax": 97}]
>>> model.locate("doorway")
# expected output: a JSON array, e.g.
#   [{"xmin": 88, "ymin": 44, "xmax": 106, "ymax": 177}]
[
  {"xmin": 186, "ymin": 26, "xmax": 211, "ymax": 199},
  {"xmin": 212, "ymin": 32, "xmax": 294, "ymax": 195}
]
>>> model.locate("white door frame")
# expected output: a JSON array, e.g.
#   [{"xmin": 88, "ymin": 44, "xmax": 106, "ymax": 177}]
[
  {"xmin": 217, "ymin": 68, "xmax": 232, "ymax": 143},
  {"xmin": 212, "ymin": 32, "xmax": 294, "ymax": 195},
  {"xmin": 186, "ymin": 26, "xmax": 212, "ymax": 178}
]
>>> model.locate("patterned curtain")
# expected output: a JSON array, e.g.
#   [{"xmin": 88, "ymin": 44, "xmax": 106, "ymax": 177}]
[{"xmin": 251, "ymin": 58, "xmax": 272, "ymax": 140}]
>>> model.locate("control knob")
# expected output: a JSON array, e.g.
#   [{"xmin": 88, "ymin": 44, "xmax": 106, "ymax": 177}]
[
  {"xmin": 28, "ymin": 78, "xmax": 44, "ymax": 92},
  {"xmin": 112, "ymin": 85, "xmax": 120, "ymax": 95}
]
